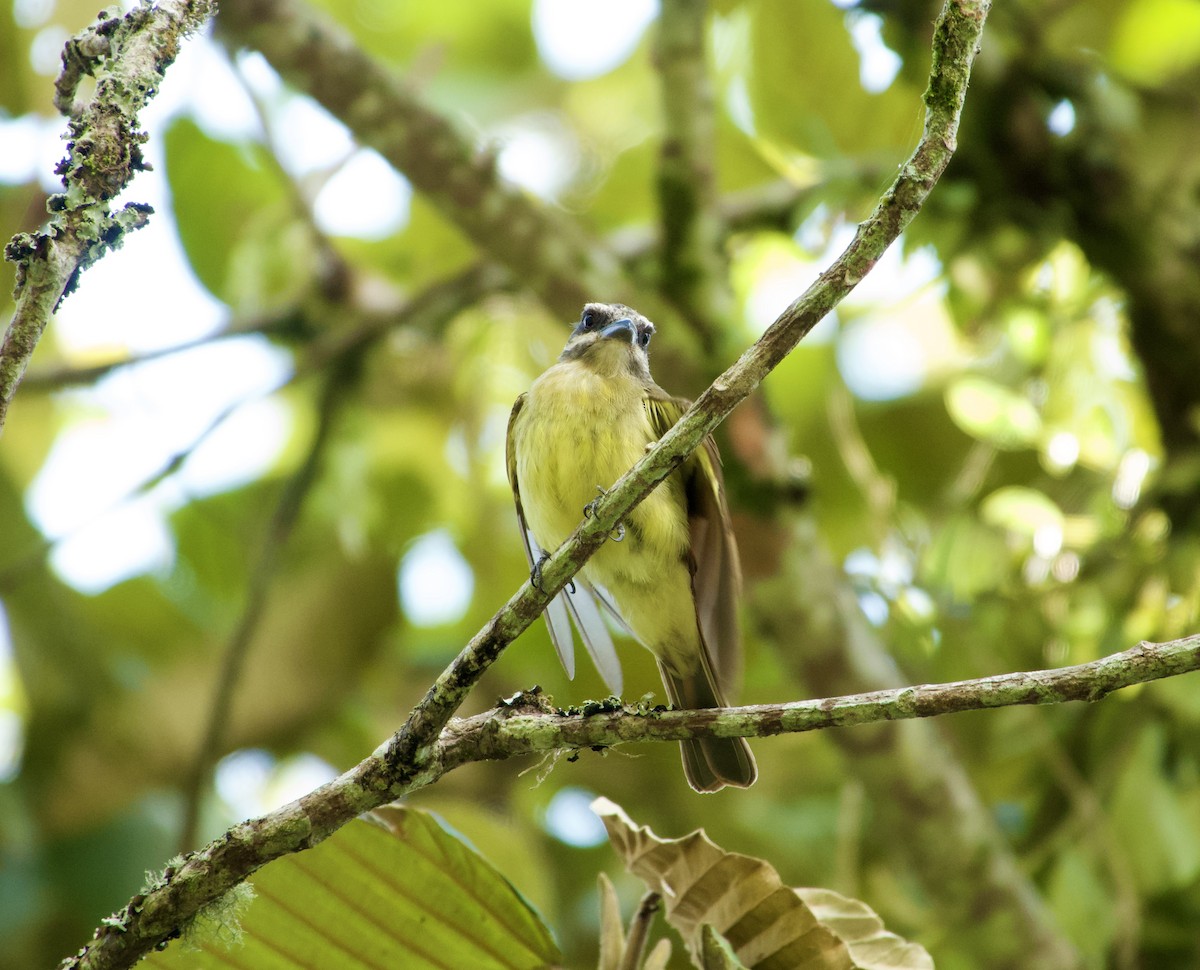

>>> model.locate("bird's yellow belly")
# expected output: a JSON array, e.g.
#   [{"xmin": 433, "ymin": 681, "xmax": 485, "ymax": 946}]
[{"xmin": 515, "ymin": 365, "xmax": 693, "ymax": 621}]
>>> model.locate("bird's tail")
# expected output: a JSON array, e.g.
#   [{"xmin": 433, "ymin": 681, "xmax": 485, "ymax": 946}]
[{"xmin": 658, "ymin": 656, "xmax": 757, "ymax": 792}]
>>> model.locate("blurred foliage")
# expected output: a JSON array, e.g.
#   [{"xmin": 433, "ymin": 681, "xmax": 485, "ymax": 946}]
[{"xmin": 2, "ymin": 0, "xmax": 1200, "ymax": 968}]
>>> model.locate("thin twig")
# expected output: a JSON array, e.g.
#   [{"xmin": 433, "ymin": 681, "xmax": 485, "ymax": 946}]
[
  {"xmin": 21, "ymin": 262, "xmax": 511, "ymax": 392},
  {"xmin": 61, "ymin": 2, "xmax": 991, "ymax": 965},
  {"xmin": 174, "ymin": 356, "xmax": 357, "ymax": 855},
  {"xmin": 3, "ymin": 264, "xmax": 512, "ymax": 597},
  {"xmin": 17, "ymin": 309, "xmax": 303, "ymax": 391}
]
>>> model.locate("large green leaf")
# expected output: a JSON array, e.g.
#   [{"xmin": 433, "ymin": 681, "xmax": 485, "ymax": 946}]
[{"xmin": 146, "ymin": 806, "xmax": 561, "ymax": 970}]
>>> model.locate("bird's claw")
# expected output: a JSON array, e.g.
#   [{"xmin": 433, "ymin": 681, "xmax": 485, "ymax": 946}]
[
  {"xmin": 582, "ymin": 485, "xmax": 607, "ymax": 519},
  {"xmin": 583, "ymin": 486, "xmax": 626, "ymax": 542},
  {"xmin": 531, "ymin": 554, "xmax": 549, "ymax": 590},
  {"xmin": 531, "ymin": 554, "xmax": 575, "ymax": 593}
]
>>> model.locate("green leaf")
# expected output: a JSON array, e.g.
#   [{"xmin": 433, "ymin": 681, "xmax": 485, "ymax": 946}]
[
  {"xmin": 1111, "ymin": 725, "xmax": 1200, "ymax": 893},
  {"xmin": 979, "ymin": 486, "xmax": 1064, "ymax": 539},
  {"xmin": 944, "ymin": 376, "xmax": 1041, "ymax": 450},
  {"xmin": 146, "ymin": 807, "xmax": 561, "ymax": 969},
  {"xmin": 1110, "ymin": 0, "xmax": 1200, "ymax": 85},
  {"xmin": 165, "ymin": 118, "xmax": 309, "ymax": 308}
]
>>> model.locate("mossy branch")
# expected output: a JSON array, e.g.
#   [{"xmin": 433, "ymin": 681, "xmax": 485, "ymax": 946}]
[
  {"xmin": 60, "ymin": 1, "xmax": 990, "ymax": 967},
  {"xmin": 0, "ymin": 0, "xmax": 215, "ymax": 435},
  {"xmin": 655, "ymin": 0, "xmax": 730, "ymax": 349},
  {"xmin": 441, "ymin": 636, "xmax": 1200, "ymax": 765}
]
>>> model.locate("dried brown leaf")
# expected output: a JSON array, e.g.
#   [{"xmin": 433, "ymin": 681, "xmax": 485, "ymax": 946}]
[{"xmin": 593, "ymin": 798, "xmax": 932, "ymax": 970}]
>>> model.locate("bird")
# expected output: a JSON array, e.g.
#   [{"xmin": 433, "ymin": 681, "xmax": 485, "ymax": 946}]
[{"xmin": 506, "ymin": 302, "xmax": 757, "ymax": 792}]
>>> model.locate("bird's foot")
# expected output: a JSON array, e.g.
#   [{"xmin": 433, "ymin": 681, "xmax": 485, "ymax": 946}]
[
  {"xmin": 582, "ymin": 485, "xmax": 606, "ymax": 519},
  {"xmin": 583, "ymin": 486, "xmax": 626, "ymax": 542},
  {"xmin": 530, "ymin": 554, "xmax": 550, "ymax": 589},
  {"xmin": 531, "ymin": 555, "xmax": 574, "ymax": 593}
]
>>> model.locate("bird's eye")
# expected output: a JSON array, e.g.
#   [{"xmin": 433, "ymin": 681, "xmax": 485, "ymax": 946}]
[
  {"xmin": 639, "ymin": 330, "xmax": 651, "ymax": 348},
  {"xmin": 581, "ymin": 312, "xmax": 594, "ymax": 330}
]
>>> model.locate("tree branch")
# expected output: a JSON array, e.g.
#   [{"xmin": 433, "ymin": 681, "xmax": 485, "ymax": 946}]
[
  {"xmin": 655, "ymin": 0, "xmax": 729, "ymax": 349},
  {"xmin": 175, "ymin": 356, "xmax": 358, "ymax": 855},
  {"xmin": 215, "ymin": 0, "xmax": 626, "ymax": 319},
  {"xmin": 0, "ymin": 0, "xmax": 215, "ymax": 435},
  {"xmin": 61, "ymin": 629, "xmax": 1198, "ymax": 970},
  {"xmin": 60, "ymin": 2, "xmax": 990, "ymax": 966},
  {"xmin": 438, "ymin": 635, "xmax": 1200, "ymax": 767}
]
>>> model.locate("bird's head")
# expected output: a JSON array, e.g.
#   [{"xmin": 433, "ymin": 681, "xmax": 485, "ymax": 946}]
[{"xmin": 559, "ymin": 303, "xmax": 655, "ymax": 379}]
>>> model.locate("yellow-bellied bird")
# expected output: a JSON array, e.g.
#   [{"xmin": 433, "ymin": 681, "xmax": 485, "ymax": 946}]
[{"xmin": 506, "ymin": 303, "xmax": 757, "ymax": 792}]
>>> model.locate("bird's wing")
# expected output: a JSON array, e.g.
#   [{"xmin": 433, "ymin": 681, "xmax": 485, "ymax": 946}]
[
  {"xmin": 563, "ymin": 582, "xmax": 623, "ymax": 694},
  {"xmin": 644, "ymin": 391, "xmax": 744, "ymax": 692},
  {"xmin": 589, "ymin": 582, "xmax": 639, "ymax": 641},
  {"xmin": 507, "ymin": 393, "xmax": 575, "ymax": 680}
]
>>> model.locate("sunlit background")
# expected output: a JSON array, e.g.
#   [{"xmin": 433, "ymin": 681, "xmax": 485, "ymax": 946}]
[
  {"xmin": 0, "ymin": 0, "xmax": 937, "ymax": 805},
  {"xmin": 3, "ymin": 0, "xmax": 1195, "ymax": 965}
]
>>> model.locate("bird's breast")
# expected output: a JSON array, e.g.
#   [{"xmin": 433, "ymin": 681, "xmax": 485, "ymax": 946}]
[{"xmin": 515, "ymin": 363, "xmax": 689, "ymax": 585}]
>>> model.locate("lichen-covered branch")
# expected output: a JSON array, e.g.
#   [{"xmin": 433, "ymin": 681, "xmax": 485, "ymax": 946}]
[
  {"xmin": 63, "ymin": 628, "xmax": 1197, "ymax": 970},
  {"xmin": 0, "ymin": 0, "xmax": 215, "ymax": 435},
  {"xmin": 574, "ymin": 0, "xmax": 991, "ymax": 557},
  {"xmin": 215, "ymin": 0, "xmax": 625, "ymax": 319},
  {"xmin": 439, "ymin": 635, "xmax": 1200, "ymax": 766},
  {"xmin": 60, "ymin": 2, "xmax": 989, "ymax": 966}
]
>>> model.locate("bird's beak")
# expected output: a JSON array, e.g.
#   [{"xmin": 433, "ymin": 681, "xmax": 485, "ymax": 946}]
[{"xmin": 599, "ymin": 318, "xmax": 636, "ymax": 343}]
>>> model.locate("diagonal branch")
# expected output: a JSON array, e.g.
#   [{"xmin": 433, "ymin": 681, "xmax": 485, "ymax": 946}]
[
  {"xmin": 0, "ymin": 0, "xmax": 216, "ymax": 435},
  {"xmin": 60, "ymin": 2, "xmax": 990, "ymax": 967},
  {"xmin": 215, "ymin": 0, "xmax": 626, "ymax": 318}
]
